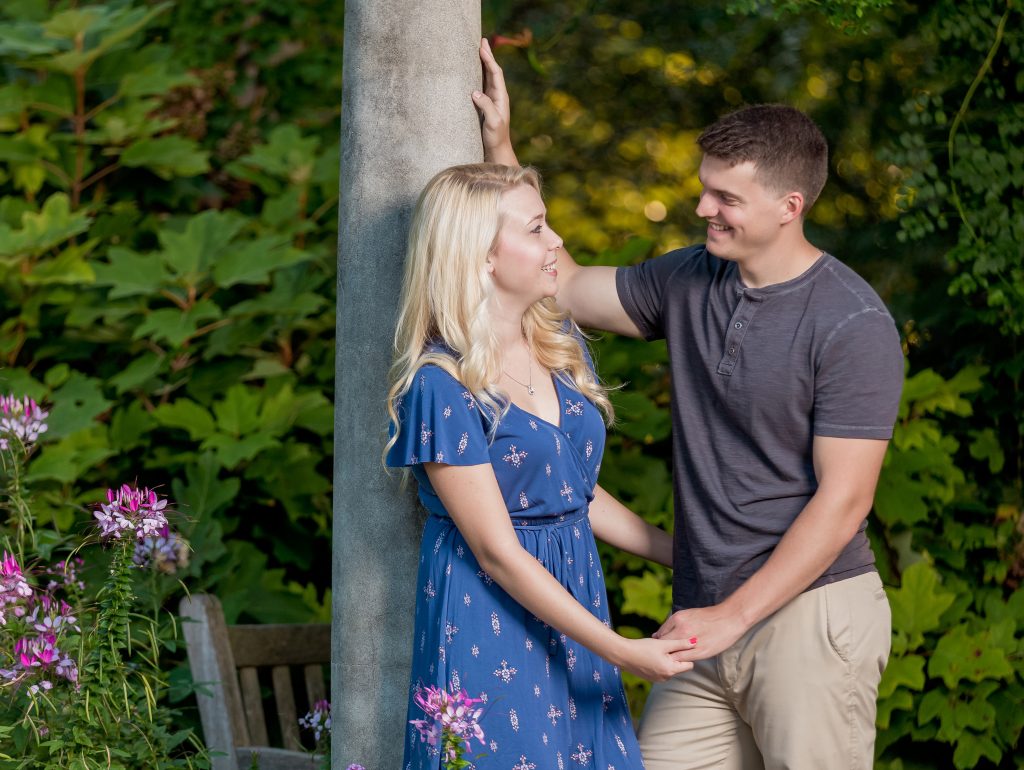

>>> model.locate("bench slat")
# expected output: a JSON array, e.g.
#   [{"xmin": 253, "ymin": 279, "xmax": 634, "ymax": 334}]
[
  {"xmin": 239, "ymin": 666, "xmax": 270, "ymax": 747},
  {"xmin": 272, "ymin": 665, "xmax": 302, "ymax": 751}
]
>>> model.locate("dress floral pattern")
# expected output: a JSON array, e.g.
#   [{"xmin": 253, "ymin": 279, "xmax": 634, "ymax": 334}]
[{"xmin": 387, "ymin": 355, "xmax": 644, "ymax": 769}]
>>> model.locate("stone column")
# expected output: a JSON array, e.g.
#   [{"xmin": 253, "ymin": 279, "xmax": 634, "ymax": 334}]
[{"xmin": 332, "ymin": 2, "xmax": 482, "ymax": 767}]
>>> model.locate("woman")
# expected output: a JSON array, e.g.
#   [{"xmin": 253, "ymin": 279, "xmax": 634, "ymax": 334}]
[{"xmin": 385, "ymin": 163, "xmax": 693, "ymax": 767}]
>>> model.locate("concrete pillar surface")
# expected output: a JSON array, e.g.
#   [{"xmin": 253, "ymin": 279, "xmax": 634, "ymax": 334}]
[{"xmin": 332, "ymin": 2, "xmax": 482, "ymax": 768}]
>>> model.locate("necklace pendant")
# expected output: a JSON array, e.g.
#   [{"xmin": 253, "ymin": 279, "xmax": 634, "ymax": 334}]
[{"xmin": 527, "ymin": 385, "xmax": 535, "ymax": 396}]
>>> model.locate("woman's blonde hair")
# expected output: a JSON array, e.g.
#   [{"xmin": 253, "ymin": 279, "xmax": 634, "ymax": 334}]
[{"xmin": 385, "ymin": 163, "xmax": 612, "ymax": 454}]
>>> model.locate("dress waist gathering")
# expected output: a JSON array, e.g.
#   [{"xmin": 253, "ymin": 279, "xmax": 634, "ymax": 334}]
[{"xmin": 428, "ymin": 508, "xmax": 589, "ymax": 531}]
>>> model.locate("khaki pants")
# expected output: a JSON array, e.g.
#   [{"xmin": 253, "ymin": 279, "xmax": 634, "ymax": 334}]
[{"xmin": 638, "ymin": 572, "xmax": 891, "ymax": 770}]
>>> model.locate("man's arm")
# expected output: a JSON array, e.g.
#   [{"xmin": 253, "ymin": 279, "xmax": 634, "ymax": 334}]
[
  {"xmin": 554, "ymin": 251, "xmax": 643, "ymax": 336},
  {"xmin": 654, "ymin": 435, "xmax": 889, "ymax": 658},
  {"xmin": 473, "ymin": 38, "xmax": 518, "ymax": 166},
  {"xmin": 473, "ymin": 39, "xmax": 643, "ymax": 336}
]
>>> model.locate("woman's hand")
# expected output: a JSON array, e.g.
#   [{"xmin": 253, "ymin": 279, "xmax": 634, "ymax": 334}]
[
  {"xmin": 472, "ymin": 38, "xmax": 517, "ymax": 165},
  {"xmin": 614, "ymin": 636, "xmax": 696, "ymax": 682}
]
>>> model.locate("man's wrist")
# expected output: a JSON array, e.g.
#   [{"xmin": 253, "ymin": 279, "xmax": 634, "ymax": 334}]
[{"xmin": 484, "ymin": 141, "xmax": 518, "ymax": 166}]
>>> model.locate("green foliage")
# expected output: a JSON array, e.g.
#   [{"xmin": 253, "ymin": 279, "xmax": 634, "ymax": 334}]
[
  {"xmin": 726, "ymin": 0, "xmax": 895, "ymax": 33},
  {"xmin": 889, "ymin": 0, "xmax": 1024, "ymax": 338},
  {"xmin": 871, "ymin": 366, "xmax": 1024, "ymax": 768},
  {"xmin": 0, "ymin": 0, "xmax": 340, "ymax": 755},
  {"xmin": 0, "ymin": 0, "xmax": 338, "ymax": 631}
]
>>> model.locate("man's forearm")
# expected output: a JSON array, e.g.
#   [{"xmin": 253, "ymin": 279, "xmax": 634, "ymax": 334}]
[
  {"xmin": 722, "ymin": 490, "xmax": 869, "ymax": 630},
  {"xmin": 484, "ymin": 139, "xmax": 518, "ymax": 166}
]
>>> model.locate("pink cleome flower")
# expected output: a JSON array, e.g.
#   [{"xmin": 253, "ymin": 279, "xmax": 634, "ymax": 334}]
[
  {"xmin": 94, "ymin": 484, "xmax": 169, "ymax": 541},
  {"xmin": 0, "ymin": 552, "xmax": 33, "ymax": 625},
  {"xmin": 298, "ymin": 699, "xmax": 332, "ymax": 743},
  {"xmin": 410, "ymin": 685, "xmax": 486, "ymax": 756},
  {"xmin": 0, "ymin": 395, "xmax": 48, "ymax": 451}
]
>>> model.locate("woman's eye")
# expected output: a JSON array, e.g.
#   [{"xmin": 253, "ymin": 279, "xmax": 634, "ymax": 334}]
[{"xmin": 531, "ymin": 225, "xmax": 544, "ymax": 234}]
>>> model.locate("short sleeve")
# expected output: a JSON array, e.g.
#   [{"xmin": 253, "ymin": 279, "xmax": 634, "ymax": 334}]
[
  {"xmin": 385, "ymin": 365, "xmax": 491, "ymax": 467},
  {"xmin": 814, "ymin": 308, "xmax": 904, "ymax": 439},
  {"xmin": 616, "ymin": 246, "xmax": 702, "ymax": 341}
]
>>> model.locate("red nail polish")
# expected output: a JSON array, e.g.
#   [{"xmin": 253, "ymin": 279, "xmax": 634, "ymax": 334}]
[{"xmin": 689, "ymin": 636, "xmax": 698, "ymax": 645}]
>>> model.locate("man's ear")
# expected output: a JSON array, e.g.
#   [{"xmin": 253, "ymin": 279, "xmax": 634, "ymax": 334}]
[{"xmin": 780, "ymin": 191, "xmax": 805, "ymax": 224}]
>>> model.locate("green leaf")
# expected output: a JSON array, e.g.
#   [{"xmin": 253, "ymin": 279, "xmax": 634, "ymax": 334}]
[
  {"xmin": 132, "ymin": 299, "xmax": 221, "ymax": 347},
  {"xmin": 93, "ymin": 246, "xmax": 167, "ymax": 298},
  {"xmin": 0, "ymin": 135, "xmax": 44, "ymax": 164},
  {"xmin": 0, "ymin": 22, "xmax": 63, "ymax": 57},
  {"xmin": 108, "ymin": 400, "xmax": 156, "ymax": 451},
  {"xmin": 232, "ymin": 124, "xmax": 320, "ymax": 185},
  {"xmin": 990, "ymin": 682, "xmax": 1024, "ymax": 752},
  {"xmin": 41, "ymin": 7, "xmax": 106, "ymax": 38},
  {"xmin": 0, "ymin": 193, "xmax": 91, "ymax": 260},
  {"xmin": 230, "ymin": 288, "xmax": 326, "ymax": 319},
  {"xmin": 158, "ymin": 209, "xmax": 246, "ymax": 281},
  {"xmin": 44, "ymin": 363, "xmax": 70, "ymax": 388},
  {"xmin": 26, "ymin": 425, "xmax": 113, "ymax": 483},
  {"xmin": 886, "ymin": 562, "xmax": 957, "ymax": 649},
  {"xmin": 620, "ymin": 570, "xmax": 672, "ymax": 621},
  {"xmin": 21, "ymin": 239, "xmax": 98, "ymax": 285},
  {"xmin": 968, "ymin": 428, "xmax": 1005, "ymax": 473},
  {"xmin": 152, "ymin": 399, "xmax": 215, "ymax": 440},
  {"xmin": 40, "ymin": 3, "xmax": 173, "ymax": 75},
  {"xmin": 928, "ymin": 622, "xmax": 1015, "ymax": 689},
  {"xmin": 900, "ymin": 365, "xmax": 986, "ymax": 419},
  {"xmin": 609, "ymin": 391, "xmax": 671, "ymax": 442},
  {"xmin": 121, "ymin": 135, "xmax": 210, "ymax": 180},
  {"xmin": 202, "ymin": 431, "xmax": 280, "ymax": 469},
  {"xmin": 212, "ymin": 237, "xmax": 311, "ymax": 287},
  {"xmin": 873, "ymin": 469, "xmax": 931, "ymax": 527},
  {"xmin": 119, "ymin": 61, "xmax": 197, "ymax": 98},
  {"xmin": 0, "ymin": 367, "xmax": 46, "ymax": 400},
  {"xmin": 878, "ymin": 654, "xmax": 926, "ymax": 698},
  {"xmin": 109, "ymin": 352, "xmax": 163, "ymax": 394},
  {"xmin": 46, "ymin": 371, "xmax": 112, "ymax": 440},
  {"xmin": 171, "ymin": 452, "xmax": 240, "ymax": 518},
  {"xmin": 257, "ymin": 383, "xmax": 299, "ymax": 433},
  {"xmin": 211, "ymin": 384, "xmax": 263, "ymax": 437},
  {"xmin": 877, "ymin": 688, "xmax": 914, "ymax": 730},
  {"xmin": 952, "ymin": 732, "xmax": 1002, "ymax": 770}
]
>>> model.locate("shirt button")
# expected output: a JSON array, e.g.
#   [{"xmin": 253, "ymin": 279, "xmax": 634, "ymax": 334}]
[
  {"xmin": 729, "ymin": 346, "xmax": 737, "ymax": 355},
  {"xmin": 734, "ymin": 321, "xmax": 743, "ymax": 329}
]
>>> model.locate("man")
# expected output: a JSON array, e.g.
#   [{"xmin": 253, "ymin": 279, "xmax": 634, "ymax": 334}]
[{"xmin": 474, "ymin": 38, "xmax": 904, "ymax": 769}]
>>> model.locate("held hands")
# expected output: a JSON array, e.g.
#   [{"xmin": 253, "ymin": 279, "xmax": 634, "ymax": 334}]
[
  {"xmin": 616, "ymin": 636, "xmax": 696, "ymax": 682},
  {"xmin": 472, "ymin": 38, "xmax": 516, "ymax": 165},
  {"xmin": 653, "ymin": 604, "xmax": 748, "ymax": 662}
]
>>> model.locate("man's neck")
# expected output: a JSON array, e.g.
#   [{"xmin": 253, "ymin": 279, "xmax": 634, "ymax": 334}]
[{"xmin": 735, "ymin": 238, "xmax": 823, "ymax": 289}]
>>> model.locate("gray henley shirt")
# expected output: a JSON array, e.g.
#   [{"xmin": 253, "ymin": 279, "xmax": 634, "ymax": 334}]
[{"xmin": 616, "ymin": 246, "xmax": 904, "ymax": 610}]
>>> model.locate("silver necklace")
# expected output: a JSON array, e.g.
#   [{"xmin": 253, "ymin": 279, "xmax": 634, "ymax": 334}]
[{"xmin": 503, "ymin": 348, "xmax": 535, "ymax": 396}]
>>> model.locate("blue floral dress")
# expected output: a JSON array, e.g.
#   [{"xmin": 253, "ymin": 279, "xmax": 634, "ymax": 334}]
[{"xmin": 387, "ymin": 350, "xmax": 644, "ymax": 770}]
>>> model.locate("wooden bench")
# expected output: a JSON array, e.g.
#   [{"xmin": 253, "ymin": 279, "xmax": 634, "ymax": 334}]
[{"xmin": 179, "ymin": 594, "xmax": 330, "ymax": 770}]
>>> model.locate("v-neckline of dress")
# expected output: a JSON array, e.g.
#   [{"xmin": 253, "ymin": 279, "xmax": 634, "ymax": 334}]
[{"xmin": 507, "ymin": 374, "xmax": 564, "ymax": 432}]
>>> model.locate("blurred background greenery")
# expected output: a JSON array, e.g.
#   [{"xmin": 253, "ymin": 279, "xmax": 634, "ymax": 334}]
[{"xmin": 0, "ymin": 0, "xmax": 1020, "ymax": 766}]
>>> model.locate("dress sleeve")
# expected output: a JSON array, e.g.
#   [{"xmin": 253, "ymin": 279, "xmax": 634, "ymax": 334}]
[{"xmin": 385, "ymin": 365, "xmax": 491, "ymax": 467}]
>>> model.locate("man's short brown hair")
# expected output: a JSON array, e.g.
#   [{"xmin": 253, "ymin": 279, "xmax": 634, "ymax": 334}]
[{"xmin": 697, "ymin": 105, "xmax": 828, "ymax": 212}]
